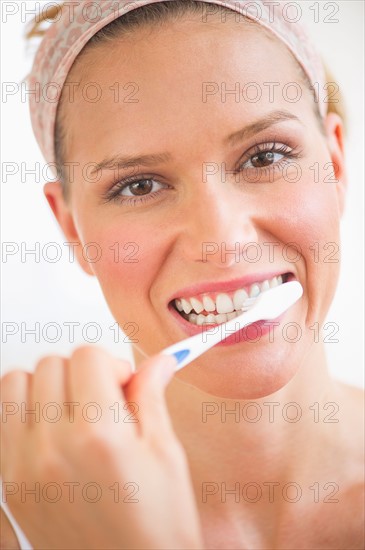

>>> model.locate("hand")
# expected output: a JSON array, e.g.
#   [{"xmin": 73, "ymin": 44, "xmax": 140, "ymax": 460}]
[{"xmin": 0, "ymin": 346, "xmax": 203, "ymax": 549}]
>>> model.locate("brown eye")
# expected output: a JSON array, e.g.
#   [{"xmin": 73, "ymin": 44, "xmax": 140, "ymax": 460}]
[
  {"xmin": 105, "ymin": 176, "xmax": 169, "ymax": 204},
  {"xmin": 128, "ymin": 180, "xmax": 154, "ymax": 195},
  {"xmin": 251, "ymin": 151, "xmax": 275, "ymax": 168}
]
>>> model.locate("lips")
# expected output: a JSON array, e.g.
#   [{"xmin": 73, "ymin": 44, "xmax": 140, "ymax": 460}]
[{"xmin": 168, "ymin": 272, "xmax": 293, "ymax": 327}]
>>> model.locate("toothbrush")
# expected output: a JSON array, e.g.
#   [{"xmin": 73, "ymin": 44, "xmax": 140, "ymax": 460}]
[{"xmin": 161, "ymin": 281, "xmax": 303, "ymax": 371}]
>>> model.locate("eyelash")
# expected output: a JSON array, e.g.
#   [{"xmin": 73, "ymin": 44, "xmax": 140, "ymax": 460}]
[{"xmin": 103, "ymin": 141, "xmax": 302, "ymax": 205}]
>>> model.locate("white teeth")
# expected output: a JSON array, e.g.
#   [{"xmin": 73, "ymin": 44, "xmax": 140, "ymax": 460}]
[
  {"xmin": 216, "ymin": 293, "xmax": 234, "ymax": 314},
  {"xmin": 175, "ymin": 273, "xmax": 288, "ymax": 324},
  {"xmin": 233, "ymin": 288, "xmax": 249, "ymax": 310},
  {"xmin": 196, "ymin": 314, "xmax": 205, "ymax": 326},
  {"xmin": 227, "ymin": 311, "xmax": 238, "ymax": 321},
  {"xmin": 215, "ymin": 313, "xmax": 228, "ymax": 324},
  {"xmin": 202, "ymin": 295, "xmax": 216, "ymax": 312},
  {"xmin": 261, "ymin": 280, "xmax": 270, "ymax": 292},
  {"xmin": 190, "ymin": 297, "xmax": 204, "ymax": 314},
  {"xmin": 250, "ymin": 284, "xmax": 260, "ymax": 298},
  {"xmin": 181, "ymin": 298, "xmax": 193, "ymax": 314},
  {"xmin": 186, "ymin": 309, "xmax": 242, "ymax": 325},
  {"xmin": 270, "ymin": 277, "xmax": 278, "ymax": 288}
]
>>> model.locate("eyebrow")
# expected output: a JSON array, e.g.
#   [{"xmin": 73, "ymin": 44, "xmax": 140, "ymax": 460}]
[
  {"xmin": 90, "ymin": 152, "xmax": 172, "ymax": 176},
  {"xmin": 91, "ymin": 110, "xmax": 302, "ymax": 176},
  {"xmin": 225, "ymin": 109, "xmax": 302, "ymax": 147}
]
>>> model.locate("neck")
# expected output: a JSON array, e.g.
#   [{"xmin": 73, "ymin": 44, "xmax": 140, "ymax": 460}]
[{"xmin": 165, "ymin": 343, "xmax": 343, "ymax": 508}]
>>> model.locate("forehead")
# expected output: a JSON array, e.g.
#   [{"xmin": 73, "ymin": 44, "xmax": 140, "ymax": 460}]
[{"xmin": 63, "ymin": 19, "xmax": 309, "ymax": 158}]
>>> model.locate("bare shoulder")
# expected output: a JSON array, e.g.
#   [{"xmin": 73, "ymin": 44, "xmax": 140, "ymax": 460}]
[
  {"xmin": 336, "ymin": 478, "xmax": 365, "ymax": 549},
  {"xmin": 339, "ymin": 383, "xmax": 364, "ymax": 462},
  {"xmin": 336, "ymin": 382, "xmax": 365, "ymax": 522},
  {"xmin": 344, "ymin": 383, "xmax": 364, "ymax": 424},
  {"xmin": 343, "ymin": 382, "xmax": 365, "ymax": 402},
  {"xmin": 0, "ymin": 507, "xmax": 20, "ymax": 550},
  {"xmin": 336, "ymin": 381, "xmax": 364, "ymax": 429},
  {"xmin": 317, "ymin": 382, "xmax": 364, "ymax": 548}
]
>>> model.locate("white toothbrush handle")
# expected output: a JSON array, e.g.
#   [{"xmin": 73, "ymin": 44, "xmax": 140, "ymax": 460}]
[{"xmin": 162, "ymin": 308, "xmax": 259, "ymax": 371}]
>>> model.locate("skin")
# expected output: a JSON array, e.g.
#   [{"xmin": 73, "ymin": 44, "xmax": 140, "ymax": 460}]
[{"xmin": 1, "ymin": 15, "xmax": 364, "ymax": 550}]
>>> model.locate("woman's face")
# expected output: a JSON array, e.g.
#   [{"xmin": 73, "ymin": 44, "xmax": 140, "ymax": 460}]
[{"xmin": 49, "ymin": 17, "xmax": 346, "ymax": 398}]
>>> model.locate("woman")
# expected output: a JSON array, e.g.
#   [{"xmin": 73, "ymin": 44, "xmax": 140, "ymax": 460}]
[{"xmin": 1, "ymin": 1, "xmax": 363, "ymax": 548}]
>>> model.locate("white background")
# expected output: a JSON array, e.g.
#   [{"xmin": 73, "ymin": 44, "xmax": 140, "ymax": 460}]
[{"xmin": 1, "ymin": 1, "xmax": 364, "ymax": 387}]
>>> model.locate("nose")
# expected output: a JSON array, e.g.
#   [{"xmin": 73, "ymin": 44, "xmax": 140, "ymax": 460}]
[{"xmin": 175, "ymin": 178, "xmax": 259, "ymax": 268}]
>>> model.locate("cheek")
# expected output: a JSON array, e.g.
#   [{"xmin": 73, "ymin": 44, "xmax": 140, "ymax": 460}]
[
  {"xmin": 267, "ymin": 169, "xmax": 341, "ymax": 323},
  {"xmin": 82, "ymin": 219, "xmax": 169, "ymax": 320},
  {"xmin": 273, "ymin": 178, "xmax": 340, "ymax": 246}
]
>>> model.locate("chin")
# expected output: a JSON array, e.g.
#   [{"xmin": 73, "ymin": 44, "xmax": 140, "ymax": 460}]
[{"xmin": 174, "ymin": 341, "xmax": 304, "ymax": 400}]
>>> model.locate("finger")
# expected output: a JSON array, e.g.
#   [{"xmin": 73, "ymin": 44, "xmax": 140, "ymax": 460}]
[
  {"xmin": 124, "ymin": 354, "xmax": 177, "ymax": 444},
  {"xmin": 68, "ymin": 345, "xmax": 134, "ymax": 430},
  {"xmin": 0, "ymin": 369, "xmax": 31, "ymax": 429},
  {"xmin": 0, "ymin": 370, "xmax": 30, "ymax": 474},
  {"xmin": 31, "ymin": 355, "xmax": 68, "ymax": 429}
]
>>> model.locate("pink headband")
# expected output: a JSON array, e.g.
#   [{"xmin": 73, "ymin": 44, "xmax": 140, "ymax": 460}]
[{"xmin": 28, "ymin": 0, "xmax": 327, "ymax": 167}]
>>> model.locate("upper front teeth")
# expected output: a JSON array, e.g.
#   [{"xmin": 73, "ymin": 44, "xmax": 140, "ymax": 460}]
[
  {"xmin": 190, "ymin": 297, "xmax": 204, "ymax": 314},
  {"xmin": 250, "ymin": 284, "xmax": 260, "ymax": 298},
  {"xmin": 175, "ymin": 275, "xmax": 284, "ymax": 315},
  {"xmin": 203, "ymin": 295, "xmax": 215, "ymax": 312},
  {"xmin": 216, "ymin": 293, "xmax": 235, "ymax": 314},
  {"xmin": 233, "ymin": 289, "xmax": 248, "ymax": 310}
]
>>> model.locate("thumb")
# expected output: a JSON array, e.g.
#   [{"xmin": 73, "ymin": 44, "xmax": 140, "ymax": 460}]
[{"xmin": 124, "ymin": 353, "xmax": 177, "ymax": 443}]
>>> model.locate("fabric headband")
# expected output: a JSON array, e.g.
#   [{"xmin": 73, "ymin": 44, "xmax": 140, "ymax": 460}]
[{"xmin": 28, "ymin": 0, "xmax": 327, "ymax": 167}]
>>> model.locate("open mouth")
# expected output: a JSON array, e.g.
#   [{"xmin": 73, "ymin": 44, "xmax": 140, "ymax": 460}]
[{"xmin": 170, "ymin": 273, "xmax": 292, "ymax": 326}]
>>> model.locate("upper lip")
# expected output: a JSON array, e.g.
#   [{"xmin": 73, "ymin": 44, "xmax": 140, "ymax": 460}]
[{"xmin": 167, "ymin": 270, "xmax": 292, "ymax": 304}]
